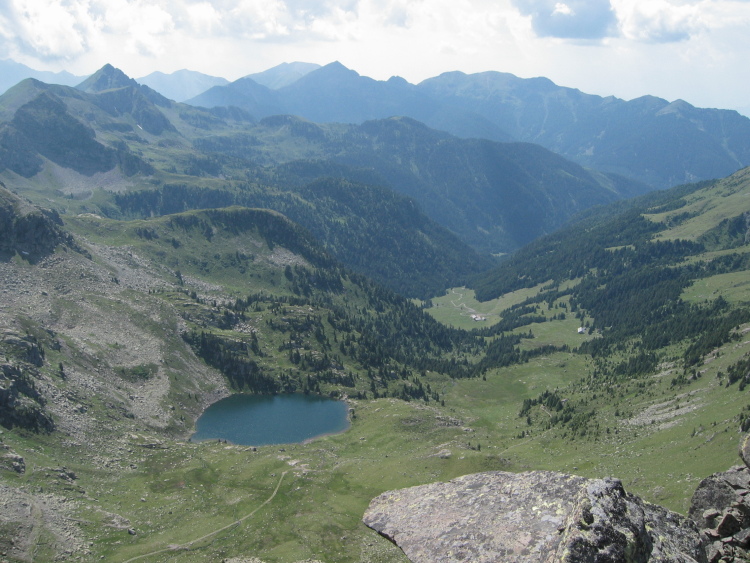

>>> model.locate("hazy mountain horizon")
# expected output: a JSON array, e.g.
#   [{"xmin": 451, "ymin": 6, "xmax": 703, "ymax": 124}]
[{"xmin": 0, "ymin": 58, "xmax": 85, "ymax": 95}]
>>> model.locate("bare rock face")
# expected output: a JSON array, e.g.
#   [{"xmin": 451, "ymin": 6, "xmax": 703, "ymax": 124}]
[
  {"xmin": 0, "ymin": 182, "xmax": 73, "ymax": 261},
  {"xmin": 689, "ymin": 467, "xmax": 749, "ymax": 524},
  {"xmin": 363, "ymin": 470, "xmax": 706, "ymax": 563},
  {"xmin": 0, "ymin": 358, "xmax": 54, "ymax": 432},
  {"xmin": 740, "ymin": 434, "xmax": 750, "ymax": 470},
  {"xmin": 560, "ymin": 478, "xmax": 707, "ymax": 563},
  {"xmin": 689, "ymin": 465, "xmax": 750, "ymax": 563}
]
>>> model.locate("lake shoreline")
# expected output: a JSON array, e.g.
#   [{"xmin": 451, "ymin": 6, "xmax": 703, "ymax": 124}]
[{"xmin": 189, "ymin": 392, "xmax": 351, "ymax": 446}]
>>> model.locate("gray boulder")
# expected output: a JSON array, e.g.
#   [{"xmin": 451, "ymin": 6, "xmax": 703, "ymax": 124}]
[
  {"xmin": 0, "ymin": 448, "xmax": 25, "ymax": 473},
  {"xmin": 689, "ymin": 467, "xmax": 748, "ymax": 524},
  {"xmin": 363, "ymin": 470, "xmax": 706, "ymax": 563},
  {"xmin": 740, "ymin": 434, "xmax": 750, "ymax": 470},
  {"xmin": 688, "ymin": 464, "xmax": 750, "ymax": 563}
]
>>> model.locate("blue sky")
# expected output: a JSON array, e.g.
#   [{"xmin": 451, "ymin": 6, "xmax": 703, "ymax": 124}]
[{"xmin": 1, "ymin": 0, "xmax": 750, "ymax": 115}]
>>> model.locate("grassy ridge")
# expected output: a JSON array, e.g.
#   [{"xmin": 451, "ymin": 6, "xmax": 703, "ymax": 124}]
[{"xmin": 109, "ymin": 179, "xmax": 495, "ymax": 298}]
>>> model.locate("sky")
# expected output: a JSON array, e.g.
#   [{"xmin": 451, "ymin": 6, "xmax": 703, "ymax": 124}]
[{"xmin": 1, "ymin": 0, "xmax": 750, "ymax": 115}]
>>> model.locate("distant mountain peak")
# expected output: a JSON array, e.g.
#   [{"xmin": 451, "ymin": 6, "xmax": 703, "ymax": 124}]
[
  {"xmin": 321, "ymin": 61, "xmax": 359, "ymax": 76},
  {"xmin": 0, "ymin": 58, "xmax": 84, "ymax": 96},
  {"xmin": 280, "ymin": 61, "xmax": 363, "ymax": 93},
  {"xmin": 246, "ymin": 61, "xmax": 320, "ymax": 90},
  {"xmin": 136, "ymin": 69, "xmax": 229, "ymax": 102},
  {"xmin": 386, "ymin": 76, "xmax": 409, "ymax": 86},
  {"xmin": 76, "ymin": 64, "xmax": 137, "ymax": 94},
  {"xmin": 436, "ymin": 70, "xmax": 468, "ymax": 79},
  {"xmin": 315, "ymin": 61, "xmax": 359, "ymax": 78}
]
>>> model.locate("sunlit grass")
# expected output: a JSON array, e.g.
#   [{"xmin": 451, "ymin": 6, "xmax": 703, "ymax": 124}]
[{"xmin": 425, "ymin": 282, "xmax": 551, "ymax": 329}]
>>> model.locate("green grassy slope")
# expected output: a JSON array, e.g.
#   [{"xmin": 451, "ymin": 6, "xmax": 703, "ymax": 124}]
[
  {"xmin": 421, "ymin": 166, "xmax": 750, "ymax": 512},
  {"xmin": 3, "ymin": 68, "xmax": 750, "ymax": 562},
  {"xmin": 3, "ymin": 169, "xmax": 750, "ymax": 561},
  {"xmin": 0, "ymin": 199, "xmax": 495, "ymax": 561}
]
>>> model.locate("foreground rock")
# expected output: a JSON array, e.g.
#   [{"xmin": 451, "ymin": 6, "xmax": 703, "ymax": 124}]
[
  {"xmin": 689, "ymin": 461, "xmax": 750, "ymax": 562},
  {"xmin": 363, "ymin": 470, "xmax": 707, "ymax": 563}
]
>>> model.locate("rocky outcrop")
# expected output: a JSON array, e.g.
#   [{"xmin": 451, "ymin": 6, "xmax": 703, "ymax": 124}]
[
  {"xmin": 740, "ymin": 434, "xmax": 750, "ymax": 469},
  {"xmin": 363, "ymin": 470, "xmax": 706, "ymax": 563},
  {"xmin": 0, "ymin": 358, "xmax": 54, "ymax": 433},
  {"xmin": 364, "ymin": 435, "xmax": 750, "ymax": 563},
  {"xmin": 0, "ymin": 483, "xmax": 85, "ymax": 560},
  {"xmin": 0, "ymin": 446, "xmax": 25, "ymax": 474},
  {"xmin": 684, "ymin": 437, "xmax": 750, "ymax": 563},
  {"xmin": 1, "ymin": 329, "xmax": 45, "ymax": 366},
  {"xmin": 0, "ymin": 182, "xmax": 76, "ymax": 261}
]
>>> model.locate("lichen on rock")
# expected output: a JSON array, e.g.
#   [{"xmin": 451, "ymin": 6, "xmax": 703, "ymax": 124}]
[{"xmin": 364, "ymin": 470, "xmax": 706, "ymax": 563}]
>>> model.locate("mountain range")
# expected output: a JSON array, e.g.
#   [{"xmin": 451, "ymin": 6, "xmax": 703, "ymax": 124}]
[
  {"xmin": 187, "ymin": 61, "xmax": 750, "ymax": 190},
  {"xmin": 4, "ymin": 58, "xmax": 748, "ymax": 191},
  {"xmin": 0, "ymin": 64, "xmax": 649, "ymax": 296},
  {"xmin": 135, "ymin": 69, "xmax": 230, "ymax": 102},
  {"xmin": 2, "ymin": 150, "xmax": 750, "ymax": 562},
  {"xmin": 135, "ymin": 62, "xmax": 320, "ymax": 102},
  {"xmin": 0, "ymin": 58, "xmax": 84, "ymax": 95}
]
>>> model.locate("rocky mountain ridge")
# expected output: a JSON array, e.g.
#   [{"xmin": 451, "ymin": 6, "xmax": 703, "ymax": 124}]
[
  {"xmin": 5, "ymin": 58, "xmax": 748, "ymax": 190},
  {"xmin": 187, "ymin": 62, "xmax": 750, "ymax": 189},
  {"xmin": 136, "ymin": 69, "xmax": 230, "ymax": 103},
  {"xmin": 0, "ymin": 59, "xmax": 84, "ymax": 97},
  {"xmin": 0, "ymin": 65, "xmax": 645, "ymax": 288},
  {"xmin": 0, "ymin": 181, "xmax": 78, "ymax": 261},
  {"xmin": 1, "ymin": 64, "xmax": 750, "ymax": 562}
]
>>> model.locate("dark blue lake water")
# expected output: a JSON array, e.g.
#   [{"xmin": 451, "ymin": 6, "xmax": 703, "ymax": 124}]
[{"xmin": 191, "ymin": 393, "xmax": 350, "ymax": 446}]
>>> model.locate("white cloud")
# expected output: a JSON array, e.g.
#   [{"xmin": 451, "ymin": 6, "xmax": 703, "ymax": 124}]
[
  {"xmin": 611, "ymin": 0, "xmax": 703, "ymax": 42},
  {"xmin": 553, "ymin": 3, "xmax": 573, "ymax": 16},
  {"xmin": 304, "ymin": 6, "xmax": 358, "ymax": 41},
  {"xmin": 0, "ymin": 0, "xmax": 100, "ymax": 60},
  {"xmin": 100, "ymin": 1, "xmax": 175, "ymax": 56},
  {"xmin": 1, "ymin": 0, "xmax": 750, "ymax": 114},
  {"xmin": 225, "ymin": 0, "xmax": 292, "ymax": 39},
  {"xmin": 185, "ymin": 2, "xmax": 223, "ymax": 36},
  {"xmin": 513, "ymin": 0, "xmax": 617, "ymax": 39}
]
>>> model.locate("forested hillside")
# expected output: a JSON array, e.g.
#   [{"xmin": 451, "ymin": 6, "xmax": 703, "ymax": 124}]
[
  {"xmin": 3, "ymin": 164, "xmax": 750, "ymax": 561},
  {"xmin": 170, "ymin": 113, "xmax": 646, "ymax": 253},
  {"xmin": 421, "ymin": 168, "xmax": 750, "ymax": 480},
  {"xmin": 109, "ymin": 178, "xmax": 495, "ymax": 298},
  {"xmin": 471, "ymin": 171, "xmax": 750, "ymax": 370},
  {"xmin": 0, "ymin": 65, "xmax": 643, "ymax": 296}
]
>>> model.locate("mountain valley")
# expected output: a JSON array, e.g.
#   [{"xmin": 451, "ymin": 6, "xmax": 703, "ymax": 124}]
[{"xmin": 1, "ymin": 63, "xmax": 750, "ymax": 562}]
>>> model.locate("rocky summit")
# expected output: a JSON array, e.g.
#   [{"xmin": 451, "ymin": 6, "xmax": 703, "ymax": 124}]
[
  {"xmin": 363, "ymin": 469, "xmax": 706, "ymax": 562},
  {"xmin": 363, "ymin": 435, "xmax": 750, "ymax": 563}
]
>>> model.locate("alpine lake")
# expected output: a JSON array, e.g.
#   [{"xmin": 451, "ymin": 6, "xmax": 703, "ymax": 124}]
[{"xmin": 191, "ymin": 393, "xmax": 351, "ymax": 446}]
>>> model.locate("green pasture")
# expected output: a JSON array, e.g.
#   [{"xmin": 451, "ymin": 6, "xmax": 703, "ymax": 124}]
[
  {"xmin": 682, "ymin": 271, "xmax": 750, "ymax": 304},
  {"xmin": 426, "ymin": 282, "xmax": 551, "ymax": 329}
]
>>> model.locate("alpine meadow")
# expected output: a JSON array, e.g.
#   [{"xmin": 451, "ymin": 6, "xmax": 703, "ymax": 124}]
[{"xmin": 3, "ymin": 58, "xmax": 750, "ymax": 562}]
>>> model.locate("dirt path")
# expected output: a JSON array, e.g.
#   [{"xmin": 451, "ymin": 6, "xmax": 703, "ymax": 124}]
[
  {"xmin": 28, "ymin": 497, "xmax": 44, "ymax": 560},
  {"xmin": 121, "ymin": 471, "xmax": 289, "ymax": 562},
  {"xmin": 449, "ymin": 287, "xmax": 477, "ymax": 317},
  {"xmin": 497, "ymin": 429, "xmax": 553, "ymax": 456}
]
